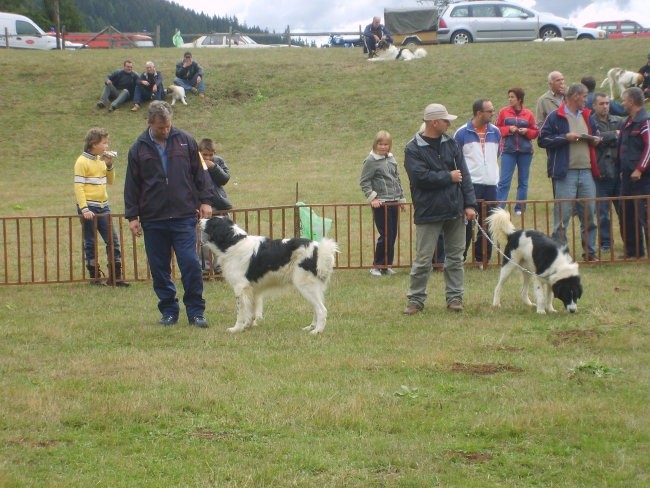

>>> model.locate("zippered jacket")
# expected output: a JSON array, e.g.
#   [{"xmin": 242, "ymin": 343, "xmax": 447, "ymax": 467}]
[
  {"xmin": 404, "ymin": 132, "xmax": 476, "ymax": 225},
  {"xmin": 359, "ymin": 151, "xmax": 406, "ymax": 203},
  {"xmin": 538, "ymin": 103, "xmax": 599, "ymax": 179},
  {"xmin": 618, "ymin": 107, "xmax": 650, "ymax": 175},
  {"xmin": 124, "ymin": 127, "xmax": 213, "ymax": 222},
  {"xmin": 453, "ymin": 121, "xmax": 501, "ymax": 186},
  {"xmin": 495, "ymin": 106, "xmax": 539, "ymax": 154}
]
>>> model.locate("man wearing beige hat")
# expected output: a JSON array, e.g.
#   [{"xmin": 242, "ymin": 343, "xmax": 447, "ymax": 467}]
[{"xmin": 402, "ymin": 103, "xmax": 477, "ymax": 314}]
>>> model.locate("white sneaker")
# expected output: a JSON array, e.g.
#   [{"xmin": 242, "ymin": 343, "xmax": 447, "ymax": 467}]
[
  {"xmin": 514, "ymin": 209, "xmax": 522, "ymax": 216},
  {"xmin": 383, "ymin": 268, "xmax": 396, "ymax": 275},
  {"xmin": 369, "ymin": 268, "xmax": 382, "ymax": 276}
]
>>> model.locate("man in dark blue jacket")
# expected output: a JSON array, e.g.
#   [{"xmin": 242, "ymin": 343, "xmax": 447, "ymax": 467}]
[
  {"xmin": 539, "ymin": 83, "xmax": 600, "ymax": 261},
  {"xmin": 402, "ymin": 103, "xmax": 477, "ymax": 315},
  {"xmin": 364, "ymin": 16, "xmax": 393, "ymax": 58},
  {"xmin": 125, "ymin": 101, "xmax": 214, "ymax": 327},
  {"xmin": 618, "ymin": 86, "xmax": 650, "ymax": 257},
  {"xmin": 96, "ymin": 59, "xmax": 138, "ymax": 112}
]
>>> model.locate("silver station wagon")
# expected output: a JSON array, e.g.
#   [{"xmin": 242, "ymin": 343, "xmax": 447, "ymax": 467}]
[{"xmin": 436, "ymin": 0, "xmax": 577, "ymax": 44}]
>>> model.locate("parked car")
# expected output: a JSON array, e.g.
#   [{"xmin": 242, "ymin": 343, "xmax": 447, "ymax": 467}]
[
  {"xmin": 324, "ymin": 35, "xmax": 363, "ymax": 48},
  {"xmin": 576, "ymin": 26, "xmax": 607, "ymax": 40},
  {"xmin": 0, "ymin": 11, "xmax": 77, "ymax": 49},
  {"xmin": 583, "ymin": 20, "xmax": 650, "ymax": 39},
  {"xmin": 436, "ymin": 1, "xmax": 577, "ymax": 44},
  {"xmin": 184, "ymin": 33, "xmax": 278, "ymax": 48}
]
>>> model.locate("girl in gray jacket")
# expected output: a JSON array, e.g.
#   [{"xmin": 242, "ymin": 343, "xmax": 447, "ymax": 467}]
[{"xmin": 360, "ymin": 130, "xmax": 407, "ymax": 275}]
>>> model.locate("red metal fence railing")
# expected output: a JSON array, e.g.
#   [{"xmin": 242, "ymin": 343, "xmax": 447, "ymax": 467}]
[{"xmin": 1, "ymin": 197, "xmax": 648, "ymax": 286}]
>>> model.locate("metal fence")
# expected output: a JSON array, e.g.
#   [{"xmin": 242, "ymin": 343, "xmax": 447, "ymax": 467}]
[{"xmin": 1, "ymin": 197, "xmax": 648, "ymax": 286}]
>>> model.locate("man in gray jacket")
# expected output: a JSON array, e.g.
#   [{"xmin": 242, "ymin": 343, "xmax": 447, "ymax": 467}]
[{"xmin": 402, "ymin": 103, "xmax": 477, "ymax": 314}]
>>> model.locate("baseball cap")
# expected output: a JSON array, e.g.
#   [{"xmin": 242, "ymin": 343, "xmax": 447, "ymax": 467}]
[{"xmin": 423, "ymin": 103, "xmax": 457, "ymax": 121}]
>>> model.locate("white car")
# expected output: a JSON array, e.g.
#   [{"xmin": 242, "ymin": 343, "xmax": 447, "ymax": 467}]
[
  {"xmin": 183, "ymin": 33, "xmax": 277, "ymax": 48},
  {"xmin": 576, "ymin": 26, "xmax": 607, "ymax": 40},
  {"xmin": 437, "ymin": 1, "xmax": 577, "ymax": 44}
]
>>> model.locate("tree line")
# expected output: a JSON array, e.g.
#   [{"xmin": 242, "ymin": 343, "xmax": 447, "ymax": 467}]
[{"xmin": 8, "ymin": 0, "xmax": 302, "ymax": 47}]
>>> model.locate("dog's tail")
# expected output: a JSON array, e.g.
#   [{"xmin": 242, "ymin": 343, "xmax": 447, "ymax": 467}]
[
  {"xmin": 486, "ymin": 208, "xmax": 516, "ymax": 246},
  {"xmin": 316, "ymin": 238, "xmax": 339, "ymax": 282}
]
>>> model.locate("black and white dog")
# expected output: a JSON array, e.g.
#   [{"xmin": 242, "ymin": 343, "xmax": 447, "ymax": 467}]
[
  {"xmin": 486, "ymin": 208, "xmax": 582, "ymax": 314},
  {"xmin": 201, "ymin": 216, "xmax": 339, "ymax": 334}
]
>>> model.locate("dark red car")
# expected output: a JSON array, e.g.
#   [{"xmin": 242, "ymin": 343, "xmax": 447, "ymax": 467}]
[{"xmin": 583, "ymin": 20, "xmax": 650, "ymax": 39}]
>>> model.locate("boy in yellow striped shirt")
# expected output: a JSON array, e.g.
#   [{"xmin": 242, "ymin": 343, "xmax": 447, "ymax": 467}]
[{"xmin": 74, "ymin": 128, "xmax": 128, "ymax": 286}]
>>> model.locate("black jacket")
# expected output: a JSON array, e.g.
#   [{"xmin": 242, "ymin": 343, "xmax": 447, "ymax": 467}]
[
  {"xmin": 107, "ymin": 69, "xmax": 138, "ymax": 97},
  {"xmin": 594, "ymin": 114, "xmax": 622, "ymax": 180},
  {"xmin": 404, "ymin": 132, "xmax": 476, "ymax": 225},
  {"xmin": 618, "ymin": 107, "xmax": 650, "ymax": 175},
  {"xmin": 124, "ymin": 127, "xmax": 213, "ymax": 222},
  {"xmin": 208, "ymin": 156, "xmax": 232, "ymax": 210},
  {"xmin": 175, "ymin": 60, "xmax": 204, "ymax": 81}
]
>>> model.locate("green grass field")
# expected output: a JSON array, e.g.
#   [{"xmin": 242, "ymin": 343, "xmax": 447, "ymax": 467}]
[{"xmin": 1, "ymin": 40, "xmax": 649, "ymax": 486}]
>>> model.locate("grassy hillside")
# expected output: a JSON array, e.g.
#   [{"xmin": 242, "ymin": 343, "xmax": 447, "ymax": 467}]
[
  {"xmin": 1, "ymin": 41, "xmax": 650, "ymax": 487},
  {"xmin": 1, "ymin": 39, "xmax": 648, "ymax": 216}
]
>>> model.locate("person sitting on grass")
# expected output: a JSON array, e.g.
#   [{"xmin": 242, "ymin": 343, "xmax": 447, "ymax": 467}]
[
  {"xmin": 131, "ymin": 61, "xmax": 163, "ymax": 112},
  {"xmin": 174, "ymin": 52, "xmax": 205, "ymax": 98}
]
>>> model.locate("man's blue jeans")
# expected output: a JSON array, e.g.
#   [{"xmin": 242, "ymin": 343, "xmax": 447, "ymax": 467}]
[
  {"xmin": 173, "ymin": 76, "xmax": 205, "ymax": 94},
  {"xmin": 552, "ymin": 169, "xmax": 597, "ymax": 258},
  {"xmin": 594, "ymin": 176, "xmax": 621, "ymax": 250},
  {"xmin": 142, "ymin": 217, "xmax": 205, "ymax": 320}
]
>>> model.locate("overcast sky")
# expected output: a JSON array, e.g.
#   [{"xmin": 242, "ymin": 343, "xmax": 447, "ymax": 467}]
[{"xmin": 172, "ymin": 0, "xmax": 650, "ymax": 34}]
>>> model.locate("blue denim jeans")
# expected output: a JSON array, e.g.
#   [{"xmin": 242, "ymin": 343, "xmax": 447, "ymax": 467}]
[
  {"xmin": 142, "ymin": 217, "xmax": 205, "ymax": 320},
  {"xmin": 133, "ymin": 83, "xmax": 163, "ymax": 105},
  {"xmin": 552, "ymin": 169, "xmax": 597, "ymax": 258},
  {"xmin": 78, "ymin": 206, "xmax": 121, "ymax": 267},
  {"xmin": 594, "ymin": 176, "xmax": 621, "ymax": 250},
  {"xmin": 173, "ymin": 76, "xmax": 205, "ymax": 94},
  {"xmin": 497, "ymin": 152, "xmax": 533, "ymax": 213}
]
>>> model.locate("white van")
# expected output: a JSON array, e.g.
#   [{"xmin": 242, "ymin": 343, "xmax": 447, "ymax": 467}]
[{"xmin": 0, "ymin": 11, "xmax": 59, "ymax": 50}]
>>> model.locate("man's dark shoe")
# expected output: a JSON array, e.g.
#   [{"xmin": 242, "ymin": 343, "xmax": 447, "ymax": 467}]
[
  {"xmin": 189, "ymin": 316, "xmax": 209, "ymax": 328},
  {"xmin": 402, "ymin": 303, "xmax": 422, "ymax": 315},
  {"xmin": 158, "ymin": 315, "xmax": 178, "ymax": 326}
]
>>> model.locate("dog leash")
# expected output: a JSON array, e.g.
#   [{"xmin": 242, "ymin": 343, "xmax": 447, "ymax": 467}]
[{"xmin": 473, "ymin": 220, "xmax": 550, "ymax": 281}]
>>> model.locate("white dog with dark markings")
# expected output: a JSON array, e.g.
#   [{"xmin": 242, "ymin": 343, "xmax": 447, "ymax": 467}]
[
  {"xmin": 600, "ymin": 67, "xmax": 643, "ymax": 99},
  {"xmin": 201, "ymin": 216, "xmax": 339, "ymax": 334},
  {"xmin": 368, "ymin": 44, "xmax": 427, "ymax": 62},
  {"xmin": 487, "ymin": 208, "xmax": 582, "ymax": 314},
  {"xmin": 165, "ymin": 85, "xmax": 187, "ymax": 105}
]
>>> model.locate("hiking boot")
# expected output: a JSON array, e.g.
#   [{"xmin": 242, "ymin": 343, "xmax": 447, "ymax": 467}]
[
  {"xmin": 403, "ymin": 303, "xmax": 423, "ymax": 315},
  {"xmin": 447, "ymin": 298, "xmax": 463, "ymax": 312},
  {"xmin": 96, "ymin": 101, "xmax": 106, "ymax": 109},
  {"xmin": 87, "ymin": 266, "xmax": 106, "ymax": 286},
  {"xmin": 189, "ymin": 316, "xmax": 209, "ymax": 328},
  {"xmin": 131, "ymin": 104, "xmax": 140, "ymax": 112},
  {"xmin": 108, "ymin": 262, "xmax": 130, "ymax": 287}
]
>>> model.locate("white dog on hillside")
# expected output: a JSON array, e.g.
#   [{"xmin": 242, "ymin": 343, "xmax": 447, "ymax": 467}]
[
  {"xmin": 368, "ymin": 44, "xmax": 427, "ymax": 62},
  {"xmin": 165, "ymin": 85, "xmax": 187, "ymax": 106},
  {"xmin": 600, "ymin": 67, "xmax": 643, "ymax": 100}
]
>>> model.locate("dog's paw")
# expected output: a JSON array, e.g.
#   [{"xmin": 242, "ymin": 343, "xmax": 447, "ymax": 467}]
[
  {"xmin": 302, "ymin": 325, "xmax": 315, "ymax": 332},
  {"xmin": 536, "ymin": 309, "xmax": 547, "ymax": 315},
  {"xmin": 309, "ymin": 328, "xmax": 322, "ymax": 335},
  {"xmin": 227, "ymin": 325, "xmax": 243, "ymax": 333}
]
